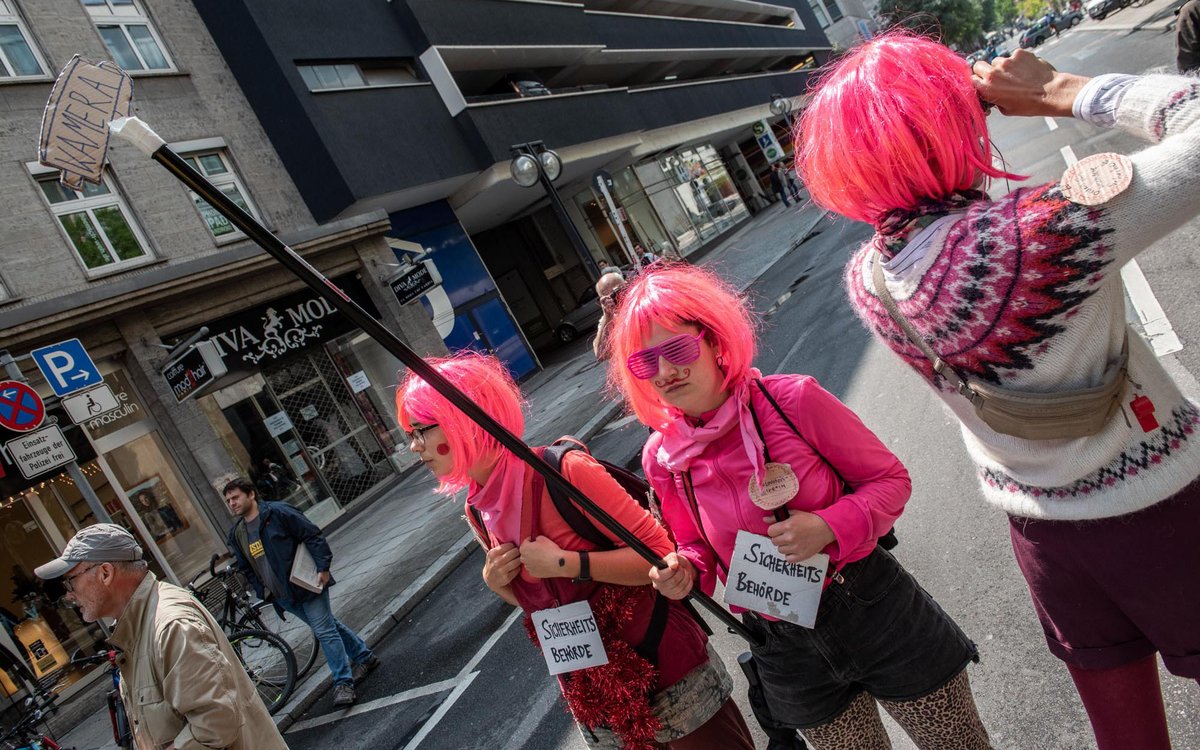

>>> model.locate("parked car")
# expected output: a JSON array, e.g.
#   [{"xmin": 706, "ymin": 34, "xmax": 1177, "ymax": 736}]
[
  {"xmin": 554, "ymin": 287, "xmax": 603, "ymax": 343},
  {"xmin": 1085, "ymin": 0, "xmax": 1132, "ymax": 19},
  {"xmin": 1019, "ymin": 19, "xmax": 1054, "ymax": 47},
  {"xmin": 1054, "ymin": 8, "xmax": 1084, "ymax": 28}
]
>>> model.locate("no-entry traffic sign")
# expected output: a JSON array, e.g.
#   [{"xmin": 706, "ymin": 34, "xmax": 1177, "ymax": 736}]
[{"xmin": 0, "ymin": 380, "xmax": 46, "ymax": 433}]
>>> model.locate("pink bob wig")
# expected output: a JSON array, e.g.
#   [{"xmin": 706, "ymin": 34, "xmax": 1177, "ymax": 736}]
[
  {"xmin": 797, "ymin": 30, "xmax": 1022, "ymax": 226},
  {"xmin": 396, "ymin": 351, "xmax": 525, "ymax": 494},
  {"xmin": 607, "ymin": 264, "xmax": 757, "ymax": 431}
]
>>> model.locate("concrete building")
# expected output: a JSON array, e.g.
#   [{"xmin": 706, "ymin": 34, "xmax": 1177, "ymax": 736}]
[
  {"xmin": 193, "ymin": 0, "xmax": 834, "ymax": 357},
  {"xmin": 805, "ymin": 0, "xmax": 880, "ymax": 49},
  {"xmin": 0, "ymin": 0, "xmax": 443, "ymax": 711}
]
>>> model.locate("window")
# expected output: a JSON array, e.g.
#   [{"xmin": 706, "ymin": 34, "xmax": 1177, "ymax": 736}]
[
  {"xmin": 180, "ymin": 149, "xmax": 259, "ymax": 241},
  {"xmin": 822, "ymin": 0, "xmax": 844, "ymax": 23},
  {"xmin": 0, "ymin": 1, "xmax": 48, "ymax": 79},
  {"xmin": 808, "ymin": 0, "xmax": 832, "ymax": 27},
  {"xmin": 297, "ymin": 60, "xmax": 420, "ymax": 92},
  {"xmin": 83, "ymin": 0, "xmax": 172, "ymax": 72},
  {"xmin": 36, "ymin": 172, "xmax": 153, "ymax": 274}
]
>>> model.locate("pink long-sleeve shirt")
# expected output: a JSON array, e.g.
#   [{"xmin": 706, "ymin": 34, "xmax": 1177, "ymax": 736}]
[{"xmin": 643, "ymin": 374, "xmax": 912, "ymax": 602}]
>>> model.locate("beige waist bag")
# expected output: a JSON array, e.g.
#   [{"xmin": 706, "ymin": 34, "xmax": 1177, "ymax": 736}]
[{"xmin": 872, "ymin": 253, "xmax": 1126, "ymax": 440}]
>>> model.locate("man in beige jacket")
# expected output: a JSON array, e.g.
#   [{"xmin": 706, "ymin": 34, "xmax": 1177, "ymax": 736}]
[{"xmin": 36, "ymin": 524, "xmax": 287, "ymax": 750}]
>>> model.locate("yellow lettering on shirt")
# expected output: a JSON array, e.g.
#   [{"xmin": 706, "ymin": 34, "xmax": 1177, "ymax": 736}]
[{"xmin": 249, "ymin": 540, "xmax": 264, "ymax": 558}]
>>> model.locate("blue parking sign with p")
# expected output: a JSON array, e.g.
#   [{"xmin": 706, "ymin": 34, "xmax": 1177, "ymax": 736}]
[{"xmin": 31, "ymin": 338, "xmax": 103, "ymax": 397}]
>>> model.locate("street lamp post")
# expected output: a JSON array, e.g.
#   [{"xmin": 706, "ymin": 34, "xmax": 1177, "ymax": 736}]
[
  {"xmin": 769, "ymin": 93, "xmax": 794, "ymax": 131},
  {"xmin": 510, "ymin": 141, "xmax": 601, "ymax": 281}
]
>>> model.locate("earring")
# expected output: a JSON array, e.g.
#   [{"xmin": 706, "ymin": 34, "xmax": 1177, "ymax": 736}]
[{"xmin": 716, "ymin": 354, "xmax": 727, "ymax": 368}]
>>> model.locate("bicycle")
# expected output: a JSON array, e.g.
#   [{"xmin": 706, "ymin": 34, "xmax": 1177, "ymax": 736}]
[
  {"xmin": 0, "ymin": 682, "xmax": 75, "ymax": 750},
  {"xmin": 226, "ymin": 628, "xmax": 297, "ymax": 715},
  {"xmin": 187, "ymin": 554, "xmax": 318, "ymax": 679},
  {"xmin": 69, "ymin": 651, "xmax": 132, "ymax": 750}
]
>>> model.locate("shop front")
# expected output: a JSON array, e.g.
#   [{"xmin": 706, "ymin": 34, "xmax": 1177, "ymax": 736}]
[
  {"xmin": 0, "ymin": 364, "xmax": 224, "ymax": 701},
  {"xmin": 187, "ymin": 275, "xmax": 404, "ymax": 528},
  {"xmin": 632, "ymin": 144, "xmax": 749, "ymax": 257}
]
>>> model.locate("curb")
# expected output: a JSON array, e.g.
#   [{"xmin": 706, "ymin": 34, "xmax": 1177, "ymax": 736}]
[{"xmin": 273, "ymin": 531, "xmax": 478, "ymax": 731}]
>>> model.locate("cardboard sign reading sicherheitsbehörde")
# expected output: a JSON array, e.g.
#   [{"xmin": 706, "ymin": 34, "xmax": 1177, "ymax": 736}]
[
  {"xmin": 724, "ymin": 529, "xmax": 828, "ymax": 628},
  {"xmin": 38, "ymin": 56, "xmax": 133, "ymax": 189},
  {"xmin": 531, "ymin": 600, "xmax": 609, "ymax": 676}
]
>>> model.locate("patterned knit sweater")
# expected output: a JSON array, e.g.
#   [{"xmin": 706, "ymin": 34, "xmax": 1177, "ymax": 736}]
[{"xmin": 846, "ymin": 75, "xmax": 1200, "ymax": 521}]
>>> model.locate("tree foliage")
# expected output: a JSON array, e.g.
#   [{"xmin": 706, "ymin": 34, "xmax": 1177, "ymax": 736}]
[
  {"xmin": 994, "ymin": 0, "xmax": 1020, "ymax": 25},
  {"xmin": 877, "ymin": 0, "xmax": 984, "ymax": 49},
  {"xmin": 981, "ymin": 0, "xmax": 997, "ymax": 30}
]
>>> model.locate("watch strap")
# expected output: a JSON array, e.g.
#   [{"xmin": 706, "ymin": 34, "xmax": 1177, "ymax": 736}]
[{"xmin": 572, "ymin": 549, "xmax": 592, "ymax": 583}]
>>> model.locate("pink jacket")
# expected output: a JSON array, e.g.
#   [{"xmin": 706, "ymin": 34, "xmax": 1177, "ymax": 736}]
[{"xmin": 643, "ymin": 374, "xmax": 912, "ymax": 600}]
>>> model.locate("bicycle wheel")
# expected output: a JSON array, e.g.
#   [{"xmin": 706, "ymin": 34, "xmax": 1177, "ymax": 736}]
[
  {"xmin": 228, "ymin": 628, "xmax": 296, "ymax": 715},
  {"xmin": 239, "ymin": 602, "xmax": 320, "ymax": 680}
]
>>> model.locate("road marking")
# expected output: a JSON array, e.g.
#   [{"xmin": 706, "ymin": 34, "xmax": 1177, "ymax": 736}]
[
  {"xmin": 1045, "ymin": 117, "xmax": 1059, "ymax": 131},
  {"xmin": 404, "ymin": 608, "xmax": 521, "ymax": 749},
  {"xmin": 1058, "ymin": 143, "xmax": 1182, "ymax": 356},
  {"xmin": 1121, "ymin": 261, "xmax": 1184, "ymax": 356},
  {"xmin": 286, "ymin": 677, "xmax": 464, "ymax": 733},
  {"xmin": 402, "ymin": 672, "xmax": 481, "ymax": 750}
]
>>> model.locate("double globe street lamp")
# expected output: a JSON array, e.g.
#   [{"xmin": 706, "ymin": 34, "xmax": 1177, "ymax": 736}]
[
  {"xmin": 510, "ymin": 141, "xmax": 601, "ymax": 280},
  {"xmin": 769, "ymin": 93, "xmax": 794, "ymax": 130}
]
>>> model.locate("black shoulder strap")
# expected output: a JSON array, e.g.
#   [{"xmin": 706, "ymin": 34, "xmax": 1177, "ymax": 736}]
[
  {"xmin": 754, "ymin": 378, "xmax": 852, "ymax": 492},
  {"xmin": 543, "ymin": 442, "xmax": 616, "ymax": 550}
]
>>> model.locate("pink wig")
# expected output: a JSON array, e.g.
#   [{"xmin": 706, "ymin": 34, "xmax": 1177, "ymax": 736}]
[
  {"xmin": 607, "ymin": 265, "xmax": 757, "ymax": 430},
  {"xmin": 797, "ymin": 31, "xmax": 1022, "ymax": 226},
  {"xmin": 396, "ymin": 351, "xmax": 525, "ymax": 494}
]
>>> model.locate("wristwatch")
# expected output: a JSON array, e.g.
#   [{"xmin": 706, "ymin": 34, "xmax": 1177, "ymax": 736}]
[{"xmin": 571, "ymin": 550, "xmax": 592, "ymax": 584}]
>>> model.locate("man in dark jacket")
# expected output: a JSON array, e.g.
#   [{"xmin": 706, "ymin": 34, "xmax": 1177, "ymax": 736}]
[{"xmin": 223, "ymin": 478, "xmax": 378, "ymax": 706}]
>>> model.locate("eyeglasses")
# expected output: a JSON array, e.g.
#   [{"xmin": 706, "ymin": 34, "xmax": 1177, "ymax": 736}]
[
  {"xmin": 64, "ymin": 563, "xmax": 100, "ymax": 592},
  {"xmin": 405, "ymin": 423, "xmax": 440, "ymax": 446},
  {"xmin": 625, "ymin": 332, "xmax": 705, "ymax": 380}
]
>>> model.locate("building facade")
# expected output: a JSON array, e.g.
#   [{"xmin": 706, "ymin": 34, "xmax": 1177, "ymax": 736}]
[
  {"xmin": 0, "ymin": 0, "xmax": 443, "ymax": 707},
  {"xmin": 194, "ymin": 0, "xmax": 834, "ymax": 352}
]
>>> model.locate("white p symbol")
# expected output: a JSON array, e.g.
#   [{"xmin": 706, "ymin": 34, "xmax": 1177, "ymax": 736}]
[{"xmin": 42, "ymin": 351, "xmax": 76, "ymax": 390}]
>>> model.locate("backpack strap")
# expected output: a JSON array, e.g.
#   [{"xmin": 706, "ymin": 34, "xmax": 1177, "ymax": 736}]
[{"xmin": 542, "ymin": 440, "xmax": 615, "ymax": 551}]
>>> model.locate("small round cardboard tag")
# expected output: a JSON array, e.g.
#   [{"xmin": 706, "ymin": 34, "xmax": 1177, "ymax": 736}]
[
  {"xmin": 748, "ymin": 462, "xmax": 800, "ymax": 511},
  {"xmin": 1060, "ymin": 153, "xmax": 1133, "ymax": 206}
]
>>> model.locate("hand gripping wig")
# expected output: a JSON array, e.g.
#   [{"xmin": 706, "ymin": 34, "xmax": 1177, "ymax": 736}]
[
  {"xmin": 607, "ymin": 264, "xmax": 757, "ymax": 431},
  {"xmin": 396, "ymin": 351, "xmax": 525, "ymax": 494},
  {"xmin": 797, "ymin": 30, "xmax": 1020, "ymax": 227}
]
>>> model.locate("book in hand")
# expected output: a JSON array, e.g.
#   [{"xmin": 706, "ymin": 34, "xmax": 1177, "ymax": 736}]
[{"xmin": 289, "ymin": 544, "xmax": 325, "ymax": 594}]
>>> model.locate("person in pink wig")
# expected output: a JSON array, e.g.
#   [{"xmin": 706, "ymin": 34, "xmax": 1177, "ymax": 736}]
[
  {"xmin": 607, "ymin": 264, "xmax": 993, "ymax": 749},
  {"xmin": 797, "ymin": 31, "xmax": 1200, "ymax": 750},
  {"xmin": 395, "ymin": 351, "xmax": 754, "ymax": 750}
]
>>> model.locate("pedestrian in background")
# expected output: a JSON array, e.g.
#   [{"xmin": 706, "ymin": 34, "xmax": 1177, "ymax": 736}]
[
  {"xmin": 798, "ymin": 32, "xmax": 1200, "ymax": 750},
  {"xmin": 606, "ymin": 264, "xmax": 993, "ymax": 750},
  {"xmin": 224, "ymin": 478, "xmax": 379, "ymax": 707},
  {"xmin": 35, "ymin": 524, "xmax": 287, "ymax": 749},
  {"xmin": 768, "ymin": 163, "xmax": 791, "ymax": 206},
  {"xmin": 593, "ymin": 266, "xmax": 628, "ymax": 361},
  {"xmin": 396, "ymin": 352, "xmax": 755, "ymax": 750},
  {"xmin": 1177, "ymin": 0, "xmax": 1200, "ymax": 72}
]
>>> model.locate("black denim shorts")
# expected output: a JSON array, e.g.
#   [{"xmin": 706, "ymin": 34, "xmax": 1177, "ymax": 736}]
[{"xmin": 741, "ymin": 546, "xmax": 979, "ymax": 729}]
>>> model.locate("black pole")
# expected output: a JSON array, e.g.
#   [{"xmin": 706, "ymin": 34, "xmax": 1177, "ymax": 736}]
[
  {"xmin": 148, "ymin": 144, "xmax": 758, "ymax": 645},
  {"xmin": 514, "ymin": 142, "xmax": 602, "ymax": 282}
]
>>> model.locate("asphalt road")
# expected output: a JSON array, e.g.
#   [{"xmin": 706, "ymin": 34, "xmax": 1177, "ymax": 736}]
[{"xmin": 284, "ymin": 21, "xmax": 1200, "ymax": 750}]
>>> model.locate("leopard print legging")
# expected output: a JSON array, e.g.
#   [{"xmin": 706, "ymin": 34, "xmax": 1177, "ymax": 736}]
[{"xmin": 800, "ymin": 670, "xmax": 993, "ymax": 750}]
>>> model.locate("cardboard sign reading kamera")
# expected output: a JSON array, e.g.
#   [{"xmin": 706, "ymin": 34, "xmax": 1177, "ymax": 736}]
[{"xmin": 38, "ymin": 56, "xmax": 132, "ymax": 189}]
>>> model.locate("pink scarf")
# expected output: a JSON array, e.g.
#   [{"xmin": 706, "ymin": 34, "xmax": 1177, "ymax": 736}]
[
  {"xmin": 467, "ymin": 451, "xmax": 527, "ymax": 546},
  {"xmin": 655, "ymin": 372, "xmax": 766, "ymax": 485}
]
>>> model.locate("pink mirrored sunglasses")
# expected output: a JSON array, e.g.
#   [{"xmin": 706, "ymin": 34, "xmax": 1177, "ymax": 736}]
[{"xmin": 625, "ymin": 332, "xmax": 705, "ymax": 380}]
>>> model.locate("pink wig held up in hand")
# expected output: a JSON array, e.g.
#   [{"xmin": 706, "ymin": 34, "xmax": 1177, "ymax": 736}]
[
  {"xmin": 797, "ymin": 30, "xmax": 1022, "ymax": 226},
  {"xmin": 396, "ymin": 351, "xmax": 525, "ymax": 494},
  {"xmin": 607, "ymin": 265, "xmax": 757, "ymax": 431}
]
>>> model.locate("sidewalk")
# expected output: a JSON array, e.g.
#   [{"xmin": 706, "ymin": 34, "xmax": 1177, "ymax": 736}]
[{"xmin": 58, "ymin": 199, "xmax": 826, "ymax": 748}]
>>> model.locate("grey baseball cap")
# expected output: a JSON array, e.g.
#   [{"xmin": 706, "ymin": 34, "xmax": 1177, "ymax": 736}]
[{"xmin": 34, "ymin": 523, "xmax": 144, "ymax": 579}]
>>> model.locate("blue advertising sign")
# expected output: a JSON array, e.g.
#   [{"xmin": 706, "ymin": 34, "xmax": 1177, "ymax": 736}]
[
  {"xmin": 388, "ymin": 202, "xmax": 537, "ymax": 380},
  {"xmin": 30, "ymin": 338, "xmax": 103, "ymax": 396}
]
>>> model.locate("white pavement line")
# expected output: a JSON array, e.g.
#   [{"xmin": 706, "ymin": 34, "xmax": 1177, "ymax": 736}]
[
  {"xmin": 402, "ymin": 608, "xmax": 521, "ymax": 749},
  {"xmin": 286, "ymin": 677, "xmax": 462, "ymax": 734},
  {"xmin": 1060, "ymin": 144, "xmax": 1078, "ymax": 166},
  {"xmin": 505, "ymin": 682, "xmax": 564, "ymax": 749},
  {"xmin": 1045, "ymin": 117, "xmax": 1059, "ymax": 131},
  {"xmin": 1121, "ymin": 260, "xmax": 1184, "ymax": 356},
  {"xmin": 402, "ymin": 671, "xmax": 481, "ymax": 750}
]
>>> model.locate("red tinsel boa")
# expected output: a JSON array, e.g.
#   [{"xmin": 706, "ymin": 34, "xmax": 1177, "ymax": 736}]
[{"xmin": 523, "ymin": 585, "xmax": 662, "ymax": 749}]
